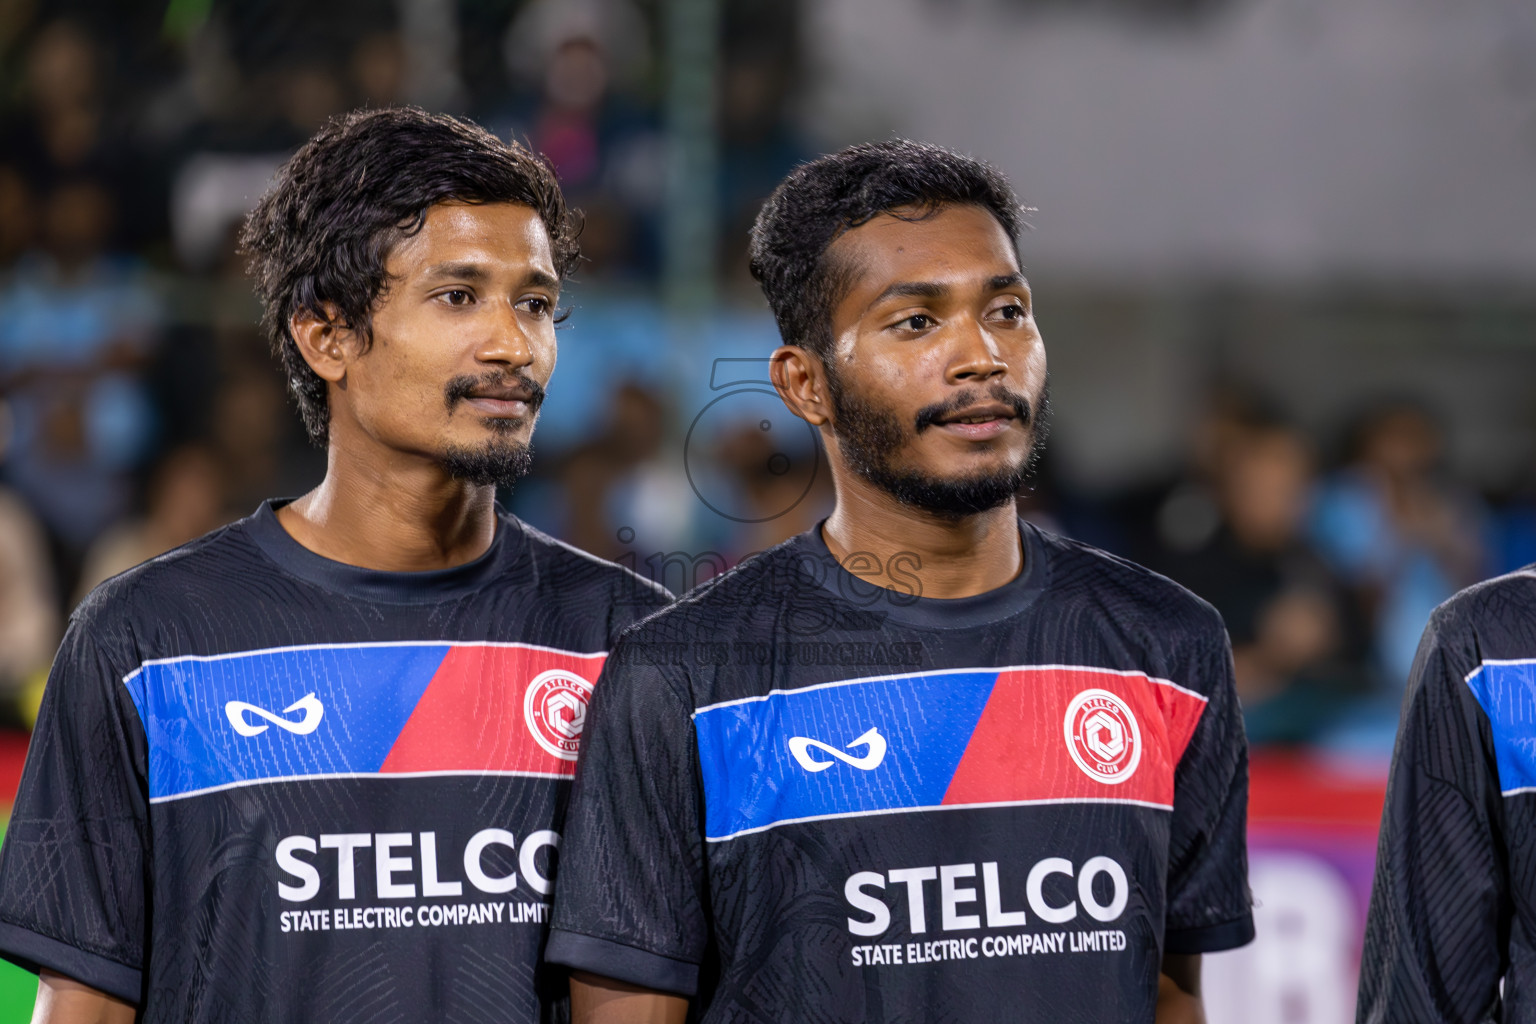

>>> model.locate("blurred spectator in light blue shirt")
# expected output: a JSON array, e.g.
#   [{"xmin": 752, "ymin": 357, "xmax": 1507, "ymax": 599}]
[
  {"xmin": 1309, "ymin": 402, "xmax": 1487, "ymax": 689},
  {"xmin": 0, "ymin": 177, "xmax": 161, "ymax": 570}
]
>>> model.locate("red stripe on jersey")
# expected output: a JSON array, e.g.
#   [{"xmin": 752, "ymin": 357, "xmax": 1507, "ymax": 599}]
[
  {"xmin": 941, "ymin": 666, "xmax": 1208, "ymax": 808},
  {"xmin": 380, "ymin": 645, "xmax": 607, "ymax": 776}
]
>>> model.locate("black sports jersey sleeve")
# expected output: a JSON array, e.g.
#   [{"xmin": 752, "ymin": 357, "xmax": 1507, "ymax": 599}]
[
  {"xmin": 545, "ymin": 633, "xmax": 708, "ymax": 995},
  {"xmin": 0, "ymin": 618, "xmax": 148, "ymax": 1002},
  {"xmin": 1357, "ymin": 605, "xmax": 1507, "ymax": 1024},
  {"xmin": 1165, "ymin": 622, "xmax": 1255, "ymax": 953}
]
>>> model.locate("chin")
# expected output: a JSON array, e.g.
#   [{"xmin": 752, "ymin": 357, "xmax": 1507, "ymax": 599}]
[
  {"xmin": 858, "ymin": 459, "xmax": 1027, "ymax": 520},
  {"xmin": 479, "ymin": 414, "xmax": 534, "ymax": 436},
  {"xmin": 924, "ymin": 452, "xmax": 1029, "ymax": 482},
  {"xmin": 439, "ymin": 435, "xmax": 534, "ymax": 487}
]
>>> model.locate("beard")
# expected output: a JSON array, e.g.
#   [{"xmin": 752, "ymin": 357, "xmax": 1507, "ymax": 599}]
[
  {"xmin": 827, "ymin": 369, "xmax": 1050, "ymax": 519},
  {"xmin": 440, "ymin": 371, "xmax": 545, "ymax": 487},
  {"xmin": 440, "ymin": 431, "xmax": 534, "ymax": 487}
]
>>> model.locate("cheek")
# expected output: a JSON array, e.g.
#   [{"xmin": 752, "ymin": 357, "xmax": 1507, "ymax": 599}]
[
  {"xmin": 371, "ymin": 340, "xmax": 431, "ymax": 393},
  {"xmin": 847, "ymin": 338, "xmax": 944, "ymax": 394},
  {"xmin": 1025, "ymin": 345, "xmax": 1047, "ymax": 386},
  {"xmin": 846, "ymin": 359, "xmax": 917, "ymax": 418},
  {"xmin": 352, "ymin": 337, "xmax": 446, "ymax": 423},
  {"xmin": 530, "ymin": 325, "xmax": 557, "ymax": 379},
  {"xmin": 1011, "ymin": 334, "xmax": 1047, "ymax": 390}
]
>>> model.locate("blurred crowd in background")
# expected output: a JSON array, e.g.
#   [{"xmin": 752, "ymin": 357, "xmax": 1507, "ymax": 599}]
[{"xmin": 0, "ymin": 0, "xmax": 1532, "ymax": 761}]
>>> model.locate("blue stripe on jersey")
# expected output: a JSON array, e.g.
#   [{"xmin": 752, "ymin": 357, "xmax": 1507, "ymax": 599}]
[
  {"xmin": 1464, "ymin": 660, "xmax": 1536, "ymax": 794},
  {"xmin": 693, "ymin": 669, "xmax": 999, "ymax": 840},
  {"xmin": 124, "ymin": 644, "xmax": 449, "ymax": 800}
]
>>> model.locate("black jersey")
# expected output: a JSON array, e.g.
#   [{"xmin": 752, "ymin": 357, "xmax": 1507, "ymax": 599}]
[
  {"xmin": 546, "ymin": 522, "xmax": 1254, "ymax": 1023},
  {"xmin": 0, "ymin": 501, "xmax": 670, "ymax": 1022},
  {"xmin": 1358, "ymin": 566, "xmax": 1536, "ymax": 1023}
]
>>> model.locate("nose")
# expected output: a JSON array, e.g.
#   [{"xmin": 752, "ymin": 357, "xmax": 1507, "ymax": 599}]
[
  {"xmin": 475, "ymin": 298, "xmax": 534, "ymax": 369},
  {"xmin": 945, "ymin": 315, "xmax": 1008, "ymax": 384}
]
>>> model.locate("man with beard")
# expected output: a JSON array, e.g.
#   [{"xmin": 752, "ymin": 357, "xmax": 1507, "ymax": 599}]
[
  {"xmin": 0, "ymin": 108, "xmax": 669, "ymax": 1022},
  {"xmin": 546, "ymin": 140, "xmax": 1253, "ymax": 1023}
]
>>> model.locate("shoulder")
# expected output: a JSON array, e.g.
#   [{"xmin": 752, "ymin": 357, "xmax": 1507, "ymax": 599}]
[
  {"xmin": 72, "ymin": 520, "xmax": 257, "ymax": 632},
  {"xmin": 1430, "ymin": 567, "xmax": 1536, "ymax": 636},
  {"xmin": 1418, "ymin": 566, "xmax": 1536, "ymax": 669},
  {"xmin": 613, "ymin": 535, "xmax": 809, "ymax": 646},
  {"xmin": 511, "ymin": 516, "xmax": 673, "ymax": 612},
  {"xmin": 52, "ymin": 520, "xmax": 260, "ymax": 683},
  {"xmin": 1031, "ymin": 524, "xmax": 1225, "ymax": 640}
]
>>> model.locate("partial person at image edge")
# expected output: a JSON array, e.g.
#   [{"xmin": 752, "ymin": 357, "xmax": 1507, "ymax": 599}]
[
  {"xmin": 1357, "ymin": 564, "xmax": 1536, "ymax": 1022},
  {"xmin": 0, "ymin": 107, "xmax": 670, "ymax": 1022},
  {"xmin": 546, "ymin": 140, "xmax": 1254, "ymax": 1023}
]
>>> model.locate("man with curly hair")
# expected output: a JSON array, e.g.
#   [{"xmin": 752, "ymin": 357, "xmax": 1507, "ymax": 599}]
[{"xmin": 0, "ymin": 107, "xmax": 669, "ymax": 1023}]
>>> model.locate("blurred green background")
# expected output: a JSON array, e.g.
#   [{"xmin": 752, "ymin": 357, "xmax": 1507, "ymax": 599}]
[{"xmin": 0, "ymin": 820, "xmax": 36, "ymax": 1021}]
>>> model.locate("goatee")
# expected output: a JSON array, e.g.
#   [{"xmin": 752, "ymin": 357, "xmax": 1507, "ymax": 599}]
[
  {"xmin": 440, "ymin": 370, "xmax": 545, "ymax": 486},
  {"xmin": 441, "ymin": 432, "xmax": 534, "ymax": 487}
]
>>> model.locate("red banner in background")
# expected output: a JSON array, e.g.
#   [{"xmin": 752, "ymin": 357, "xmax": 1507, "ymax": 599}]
[
  {"xmin": 0, "ymin": 733, "xmax": 27, "ymax": 820},
  {"xmin": 1204, "ymin": 751, "xmax": 1388, "ymax": 1024}
]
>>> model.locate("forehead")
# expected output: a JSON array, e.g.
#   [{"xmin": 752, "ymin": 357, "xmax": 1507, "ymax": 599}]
[
  {"xmin": 387, "ymin": 200, "xmax": 555, "ymax": 277},
  {"xmin": 827, "ymin": 204, "xmax": 1020, "ymax": 303}
]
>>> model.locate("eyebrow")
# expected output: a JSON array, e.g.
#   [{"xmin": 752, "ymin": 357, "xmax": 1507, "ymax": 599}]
[
  {"xmin": 421, "ymin": 261, "xmax": 490, "ymax": 283},
  {"xmin": 866, "ymin": 272, "xmax": 1029, "ymax": 310},
  {"xmin": 419, "ymin": 263, "xmax": 560, "ymax": 291},
  {"xmin": 524, "ymin": 269, "xmax": 561, "ymax": 292},
  {"xmin": 869, "ymin": 280, "xmax": 948, "ymax": 306}
]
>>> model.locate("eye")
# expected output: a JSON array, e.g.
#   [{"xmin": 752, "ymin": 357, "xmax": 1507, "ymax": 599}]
[
  {"xmin": 440, "ymin": 289, "xmax": 474, "ymax": 307},
  {"xmin": 992, "ymin": 302, "xmax": 1028, "ymax": 322},
  {"xmin": 894, "ymin": 313, "xmax": 936, "ymax": 331},
  {"xmin": 518, "ymin": 296, "xmax": 552, "ymax": 318}
]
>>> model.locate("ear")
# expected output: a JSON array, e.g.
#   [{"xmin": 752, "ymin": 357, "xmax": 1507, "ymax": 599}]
[
  {"xmin": 771, "ymin": 345, "xmax": 831, "ymax": 427},
  {"xmin": 288, "ymin": 304, "xmax": 355, "ymax": 385}
]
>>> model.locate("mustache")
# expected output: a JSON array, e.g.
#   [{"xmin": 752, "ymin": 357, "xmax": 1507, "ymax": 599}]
[
  {"xmin": 913, "ymin": 384, "xmax": 1033, "ymax": 433},
  {"xmin": 444, "ymin": 371, "xmax": 546, "ymax": 414}
]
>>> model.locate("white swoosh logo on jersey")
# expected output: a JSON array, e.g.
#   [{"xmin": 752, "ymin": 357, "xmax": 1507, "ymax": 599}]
[
  {"xmin": 788, "ymin": 727, "xmax": 887, "ymax": 772},
  {"xmin": 224, "ymin": 693, "xmax": 325, "ymax": 737}
]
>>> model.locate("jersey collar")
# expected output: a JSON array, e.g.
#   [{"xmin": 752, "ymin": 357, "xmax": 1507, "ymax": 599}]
[
  {"xmin": 243, "ymin": 499, "xmax": 526, "ymax": 604},
  {"xmin": 797, "ymin": 517, "xmax": 1050, "ymax": 629}
]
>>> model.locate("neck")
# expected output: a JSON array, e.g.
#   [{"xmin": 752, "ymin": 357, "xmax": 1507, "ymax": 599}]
[
  {"xmin": 276, "ymin": 443, "xmax": 499, "ymax": 572},
  {"xmin": 822, "ymin": 473, "xmax": 1023, "ymax": 600}
]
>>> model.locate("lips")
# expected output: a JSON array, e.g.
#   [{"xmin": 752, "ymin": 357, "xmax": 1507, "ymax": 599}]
[
  {"xmin": 935, "ymin": 416, "xmax": 1015, "ymax": 442},
  {"xmin": 464, "ymin": 395, "xmax": 531, "ymax": 418},
  {"xmin": 462, "ymin": 385, "xmax": 534, "ymax": 419},
  {"xmin": 932, "ymin": 402, "xmax": 1017, "ymax": 427},
  {"xmin": 445, "ymin": 373, "xmax": 546, "ymax": 419},
  {"xmin": 467, "ymin": 384, "xmax": 536, "ymax": 404},
  {"xmin": 465, "ymin": 385, "xmax": 535, "ymax": 417},
  {"xmin": 914, "ymin": 391, "xmax": 1031, "ymax": 442}
]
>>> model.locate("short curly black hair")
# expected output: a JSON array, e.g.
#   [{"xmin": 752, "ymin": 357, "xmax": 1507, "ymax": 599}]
[
  {"xmin": 241, "ymin": 106, "xmax": 580, "ymax": 445},
  {"xmin": 748, "ymin": 139, "xmax": 1025, "ymax": 359}
]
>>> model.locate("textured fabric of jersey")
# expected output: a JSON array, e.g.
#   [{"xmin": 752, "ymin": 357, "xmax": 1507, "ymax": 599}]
[
  {"xmin": 547, "ymin": 522, "xmax": 1254, "ymax": 1023},
  {"xmin": 1358, "ymin": 566, "xmax": 1536, "ymax": 1024},
  {"xmin": 0, "ymin": 501, "xmax": 670, "ymax": 1023}
]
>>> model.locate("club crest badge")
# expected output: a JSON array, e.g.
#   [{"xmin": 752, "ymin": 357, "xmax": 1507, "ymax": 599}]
[
  {"xmin": 1063, "ymin": 688, "xmax": 1141, "ymax": 784},
  {"xmin": 524, "ymin": 670, "xmax": 595, "ymax": 761}
]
